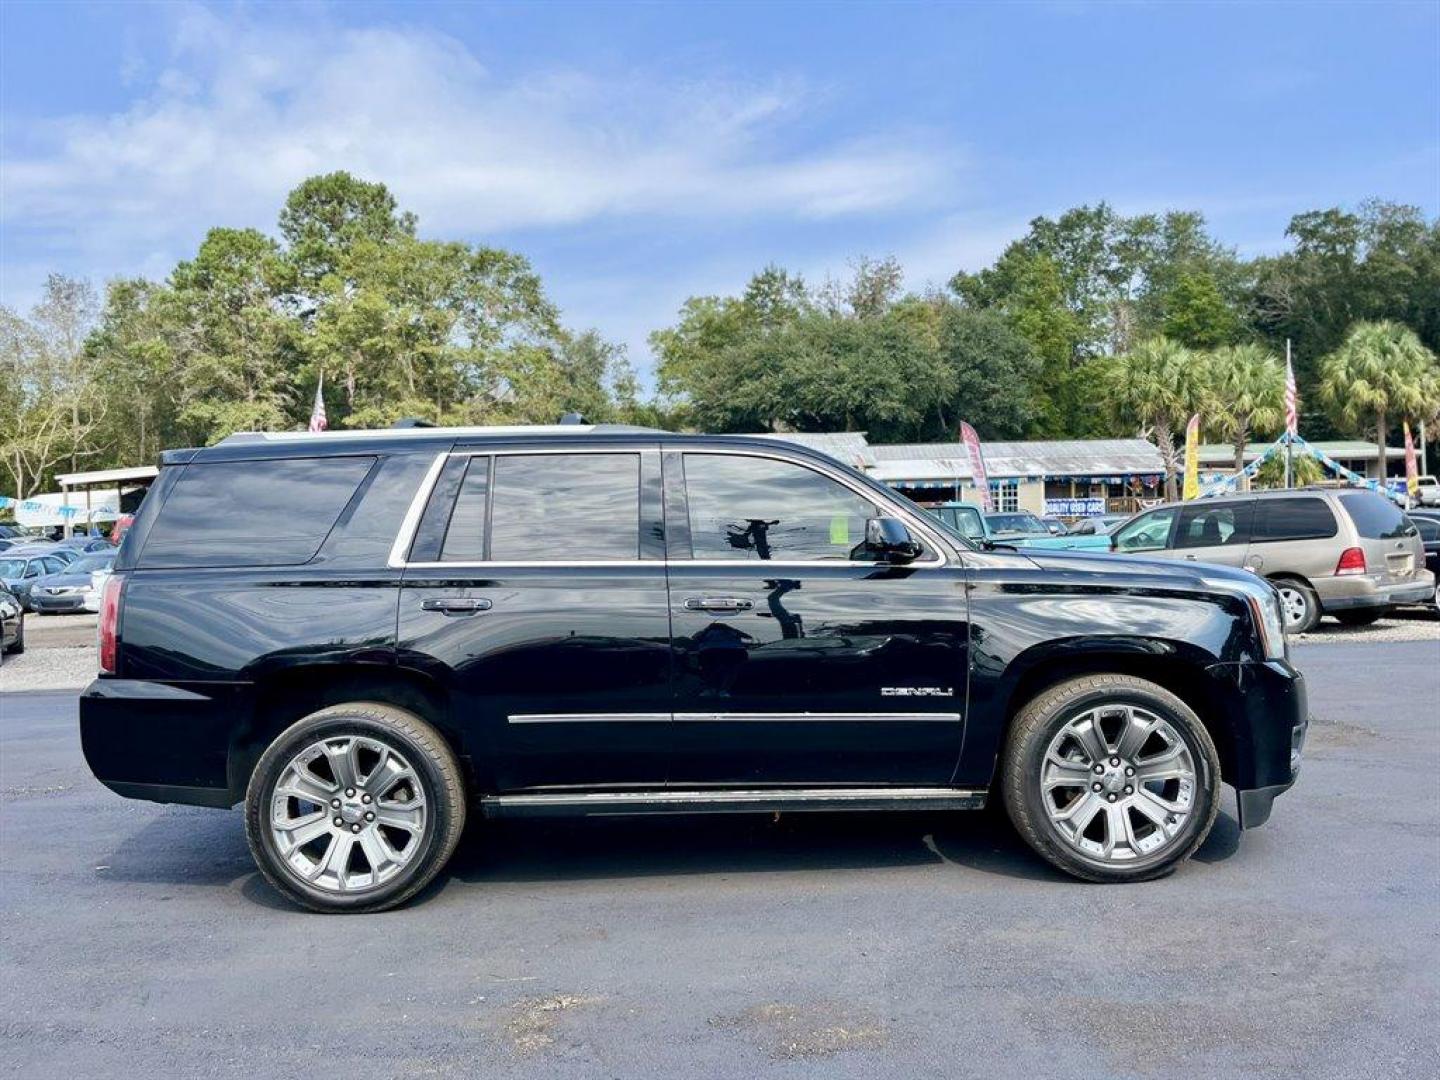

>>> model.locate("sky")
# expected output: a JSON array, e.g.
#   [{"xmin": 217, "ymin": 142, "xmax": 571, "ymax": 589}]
[{"xmin": 2, "ymin": 1, "xmax": 1438, "ymax": 384}]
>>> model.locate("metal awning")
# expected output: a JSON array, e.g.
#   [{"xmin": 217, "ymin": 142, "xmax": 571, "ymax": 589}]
[{"xmin": 56, "ymin": 465, "xmax": 159, "ymax": 489}]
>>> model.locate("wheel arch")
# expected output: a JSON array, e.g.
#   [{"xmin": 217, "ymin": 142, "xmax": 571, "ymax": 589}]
[
  {"xmin": 984, "ymin": 640, "xmax": 1241, "ymax": 788},
  {"xmin": 229, "ymin": 663, "xmax": 461, "ymax": 801}
]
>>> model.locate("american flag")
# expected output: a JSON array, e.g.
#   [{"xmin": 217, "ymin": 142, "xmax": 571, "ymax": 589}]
[
  {"xmin": 1284, "ymin": 352, "xmax": 1298, "ymax": 436},
  {"xmin": 308, "ymin": 375, "xmax": 328, "ymax": 433}
]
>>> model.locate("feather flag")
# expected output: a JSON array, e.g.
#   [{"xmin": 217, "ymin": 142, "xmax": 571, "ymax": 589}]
[
  {"xmin": 1182, "ymin": 413, "xmax": 1201, "ymax": 500},
  {"xmin": 308, "ymin": 375, "xmax": 328, "ymax": 433}
]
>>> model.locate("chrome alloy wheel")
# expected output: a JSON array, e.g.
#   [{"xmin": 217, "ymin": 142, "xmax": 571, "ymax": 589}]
[
  {"xmin": 1040, "ymin": 703, "xmax": 1197, "ymax": 864},
  {"xmin": 1276, "ymin": 585, "xmax": 1311, "ymax": 631},
  {"xmin": 268, "ymin": 735, "xmax": 429, "ymax": 893}
]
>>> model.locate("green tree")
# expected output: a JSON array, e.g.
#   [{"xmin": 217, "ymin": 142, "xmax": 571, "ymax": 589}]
[
  {"xmin": 1160, "ymin": 271, "xmax": 1241, "ymax": 348},
  {"xmin": 651, "ymin": 263, "xmax": 1040, "ymax": 439},
  {"xmin": 279, "ymin": 171, "xmax": 417, "ymax": 295},
  {"xmin": 1318, "ymin": 320, "xmax": 1440, "ymax": 469},
  {"xmin": 167, "ymin": 227, "xmax": 298, "ymax": 443},
  {"xmin": 0, "ymin": 278, "xmax": 108, "ymax": 496},
  {"xmin": 1101, "ymin": 337, "xmax": 1212, "ymax": 501},
  {"xmin": 1251, "ymin": 201, "xmax": 1440, "ymax": 436},
  {"xmin": 1206, "ymin": 343, "xmax": 1285, "ymax": 471}
]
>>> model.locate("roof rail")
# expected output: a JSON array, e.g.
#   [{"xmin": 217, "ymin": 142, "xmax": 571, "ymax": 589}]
[{"xmin": 216, "ymin": 423, "xmax": 665, "ymax": 445}]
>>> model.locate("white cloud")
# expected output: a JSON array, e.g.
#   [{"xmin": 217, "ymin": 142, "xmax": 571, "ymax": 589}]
[{"xmin": 0, "ymin": 5, "xmax": 959, "ymax": 306}]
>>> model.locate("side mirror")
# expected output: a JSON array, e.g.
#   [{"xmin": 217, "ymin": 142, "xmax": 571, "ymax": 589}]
[{"xmin": 865, "ymin": 517, "xmax": 922, "ymax": 563}]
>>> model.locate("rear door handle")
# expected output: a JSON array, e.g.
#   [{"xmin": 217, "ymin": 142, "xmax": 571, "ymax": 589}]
[
  {"xmin": 683, "ymin": 597, "xmax": 754, "ymax": 612},
  {"xmin": 421, "ymin": 597, "xmax": 492, "ymax": 615}
]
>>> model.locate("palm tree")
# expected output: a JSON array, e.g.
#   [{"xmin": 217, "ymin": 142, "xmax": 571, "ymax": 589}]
[
  {"xmin": 1319, "ymin": 321, "xmax": 1440, "ymax": 478},
  {"xmin": 1103, "ymin": 336, "xmax": 1212, "ymax": 501},
  {"xmin": 1207, "ymin": 343, "xmax": 1285, "ymax": 474}
]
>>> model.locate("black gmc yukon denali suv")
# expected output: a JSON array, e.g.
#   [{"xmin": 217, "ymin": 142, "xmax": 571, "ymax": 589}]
[{"xmin": 81, "ymin": 426, "xmax": 1307, "ymax": 912}]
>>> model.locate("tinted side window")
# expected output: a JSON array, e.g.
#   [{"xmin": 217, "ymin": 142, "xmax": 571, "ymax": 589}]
[
  {"xmin": 1113, "ymin": 506, "xmax": 1179, "ymax": 552},
  {"xmin": 1338, "ymin": 492, "xmax": 1412, "ymax": 539},
  {"xmin": 489, "ymin": 454, "xmax": 640, "ymax": 561},
  {"xmin": 1412, "ymin": 517, "xmax": 1440, "ymax": 541},
  {"xmin": 683, "ymin": 453, "xmax": 878, "ymax": 561},
  {"xmin": 440, "ymin": 457, "xmax": 490, "ymax": 561},
  {"xmin": 140, "ymin": 457, "xmax": 376, "ymax": 568},
  {"xmin": 1252, "ymin": 498, "xmax": 1337, "ymax": 542},
  {"xmin": 1175, "ymin": 502, "xmax": 1253, "ymax": 549}
]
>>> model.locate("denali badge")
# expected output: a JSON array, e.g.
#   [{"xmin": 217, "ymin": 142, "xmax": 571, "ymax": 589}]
[{"xmin": 881, "ymin": 687, "xmax": 954, "ymax": 697}]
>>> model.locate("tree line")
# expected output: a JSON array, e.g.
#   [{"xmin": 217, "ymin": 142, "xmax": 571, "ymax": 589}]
[{"xmin": 3, "ymin": 177, "xmax": 1438, "ymax": 498}]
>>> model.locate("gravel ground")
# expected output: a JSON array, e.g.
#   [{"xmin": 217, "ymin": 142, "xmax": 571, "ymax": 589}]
[{"xmin": 1, "ymin": 641, "xmax": 1437, "ymax": 1079}]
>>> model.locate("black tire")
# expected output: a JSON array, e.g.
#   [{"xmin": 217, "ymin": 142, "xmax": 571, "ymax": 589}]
[
  {"xmin": 1270, "ymin": 577, "xmax": 1321, "ymax": 634},
  {"xmin": 4, "ymin": 615, "xmax": 24, "ymax": 655},
  {"xmin": 245, "ymin": 702, "xmax": 466, "ymax": 914},
  {"xmin": 1333, "ymin": 607, "xmax": 1386, "ymax": 627},
  {"xmin": 1001, "ymin": 673, "xmax": 1221, "ymax": 883}
]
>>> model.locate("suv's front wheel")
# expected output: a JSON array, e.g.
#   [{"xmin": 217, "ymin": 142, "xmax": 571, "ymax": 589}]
[
  {"xmin": 1002, "ymin": 674, "xmax": 1220, "ymax": 882},
  {"xmin": 245, "ymin": 702, "xmax": 466, "ymax": 913}
]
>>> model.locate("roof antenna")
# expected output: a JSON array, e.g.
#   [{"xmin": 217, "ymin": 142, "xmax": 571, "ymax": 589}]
[
  {"xmin": 391, "ymin": 417, "xmax": 436, "ymax": 428},
  {"xmin": 558, "ymin": 412, "xmax": 588, "ymax": 425}
]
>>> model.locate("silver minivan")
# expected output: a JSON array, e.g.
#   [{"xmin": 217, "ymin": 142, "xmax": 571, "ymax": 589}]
[{"xmin": 1110, "ymin": 488, "xmax": 1433, "ymax": 631}]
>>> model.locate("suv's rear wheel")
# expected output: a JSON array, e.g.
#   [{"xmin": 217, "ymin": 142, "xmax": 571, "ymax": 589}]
[
  {"xmin": 1271, "ymin": 578, "xmax": 1320, "ymax": 633},
  {"xmin": 1002, "ymin": 674, "xmax": 1220, "ymax": 883},
  {"xmin": 245, "ymin": 702, "xmax": 466, "ymax": 913}
]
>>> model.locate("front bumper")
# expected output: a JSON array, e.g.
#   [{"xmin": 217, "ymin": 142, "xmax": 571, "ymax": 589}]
[
  {"xmin": 1205, "ymin": 658, "xmax": 1308, "ymax": 829},
  {"xmin": 29, "ymin": 592, "xmax": 88, "ymax": 613}
]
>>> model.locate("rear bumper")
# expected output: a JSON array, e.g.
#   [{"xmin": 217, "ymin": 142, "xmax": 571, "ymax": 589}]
[
  {"xmin": 1319, "ymin": 570, "xmax": 1434, "ymax": 611},
  {"xmin": 1204, "ymin": 658, "xmax": 1308, "ymax": 829},
  {"xmin": 79, "ymin": 677, "xmax": 247, "ymax": 808}
]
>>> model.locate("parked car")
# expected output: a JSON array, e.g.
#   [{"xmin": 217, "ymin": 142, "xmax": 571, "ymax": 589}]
[
  {"xmin": 79, "ymin": 426, "xmax": 1309, "ymax": 912},
  {"xmin": 1412, "ymin": 475, "xmax": 1439, "ymax": 508},
  {"xmin": 1068, "ymin": 514, "xmax": 1132, "ymax": 536},
  {"xmin": 27, "ymin": 551, "xmax": 117, "ymax": 614},
  {"xmin": 925, "ymin": 503, "xmax": 1112, "ymax": 551},
  {"xmin": 1038, "ymin": 515, "xmax": 1069, "ymax": 536},
  {"xmin": 57, "ymin": 536, "xmax": 115, "ymax": 554},
  {"xmin": 83, "ymin": 556, "xmax": 116, "ymax": 614},
  {"xmin": 7, "ymin": 543, "xmax": 82, "ymax": 567},
  {"xmin": 0, "ymin": 551, "xmax": 74, "ymax": 611},
  {"xmin": 1404, "ymin": 514, "xmax": 1440, "ymax": 614},
  {"xmin": 0, "ymin": 586, "xmax": 24, "ymax": 657},
  {"xmin": 1109, "ymin": 489, "xmax": 1433, "ymax": 632},
  {"xmin": 985, "ymin": 510, "xmax": 1113, "ymax": 551}
]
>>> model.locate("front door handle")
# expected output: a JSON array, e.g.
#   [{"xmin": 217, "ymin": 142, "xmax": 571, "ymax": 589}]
[
  {"xmin": 421, "ymin": 597, "xmax": 492, "ymax": 616},
  {"xmin": 683, "ymin": 597, "xmax": 754, "ymax": 612}
]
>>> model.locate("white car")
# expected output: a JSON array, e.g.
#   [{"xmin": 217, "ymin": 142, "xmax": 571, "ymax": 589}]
[
  {"xmin": 83, "ymin": 563, "xmax": 114, "ymax": 613},
  {"xmin": 1416, "ymin": 475, "xmax": 1440, "ymax": 508}
]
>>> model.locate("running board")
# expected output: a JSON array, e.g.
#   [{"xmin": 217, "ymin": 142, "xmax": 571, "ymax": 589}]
[{"xmin": 480, "ymin": 787, "xmax": 987, "ymax": 819}]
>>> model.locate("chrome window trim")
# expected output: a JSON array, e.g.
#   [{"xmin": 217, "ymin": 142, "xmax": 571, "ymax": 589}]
[{"xmin": 390, "ymin": 445, "xmax": 956, "ymax": 571}]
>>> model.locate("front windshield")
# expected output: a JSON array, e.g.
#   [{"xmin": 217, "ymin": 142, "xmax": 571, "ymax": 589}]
[{"xmin": 988, "ymin": 513, "xmax": 1048, "ymax": 536}]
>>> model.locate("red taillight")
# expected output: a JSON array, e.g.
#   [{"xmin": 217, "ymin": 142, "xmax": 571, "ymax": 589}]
[
  {"xmin": 98, "ymin": 575, "xmax": 123, "ymax": 673},
  {"xmin": 1334, "ymin": 547, "xmax": 1367, "ymax": 576}
]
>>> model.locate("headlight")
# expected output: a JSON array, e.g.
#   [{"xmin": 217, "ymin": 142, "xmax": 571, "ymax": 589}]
[{"xmin": 1204, "ymin": 576, "xmax": 1286, "ymax": 660}]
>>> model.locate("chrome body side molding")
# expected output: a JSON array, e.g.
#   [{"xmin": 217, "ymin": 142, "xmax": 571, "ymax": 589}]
[{"xmin": 480, "ymin": 787, "xmax": 986, "ymax": 818}]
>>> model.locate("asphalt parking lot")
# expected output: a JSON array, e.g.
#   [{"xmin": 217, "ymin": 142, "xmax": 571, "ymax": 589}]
[{"xmin": 2, "ymin": 636, "xmax": 1438, "ymax": 1079}]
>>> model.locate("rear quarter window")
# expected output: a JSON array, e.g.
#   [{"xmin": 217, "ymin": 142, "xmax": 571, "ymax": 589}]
[
  {"xmin": 1252, "ymin": 498, "xmax": 1337, "ymax": 542},
  {"xmin": 138, "ymin": 456, "xmax": 377, "ymax": 568},
  {"xmin": 1338, "ymin": 492, "xmax": 1413, "ymax": 540}
]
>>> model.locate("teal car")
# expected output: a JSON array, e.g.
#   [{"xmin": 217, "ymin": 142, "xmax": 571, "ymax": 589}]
[{"xmin": 924, "ymin": 502, "xmax": 1114, "ymax": 551}]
